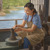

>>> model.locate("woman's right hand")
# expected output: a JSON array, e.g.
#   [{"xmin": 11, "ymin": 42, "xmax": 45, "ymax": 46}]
[{"xmin": 13, "ymin": 25, "xmax": 17, "ymax": 29}]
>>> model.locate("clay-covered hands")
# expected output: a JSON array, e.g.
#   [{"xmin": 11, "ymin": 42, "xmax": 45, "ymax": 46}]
[{"xmin": 14, "ymin": 27, "xmax": 22, "ymax": 32}]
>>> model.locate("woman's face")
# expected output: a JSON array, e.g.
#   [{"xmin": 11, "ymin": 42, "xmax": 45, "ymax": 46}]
[{"xmin": 24, "ymin": 7, "xmax": 34, "ymax": 16}]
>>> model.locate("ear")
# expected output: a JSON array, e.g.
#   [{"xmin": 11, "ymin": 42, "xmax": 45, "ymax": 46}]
[{"xmin": 32, "ymin": 9, "xmax": 34, "ymax": 12}]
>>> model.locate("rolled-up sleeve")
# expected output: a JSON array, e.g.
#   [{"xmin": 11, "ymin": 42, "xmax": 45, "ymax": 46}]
[
  {"xmin": 32, "ymin": 16, "xmax": 38, "ymax": 26},
  {"xmin": 23, "ymin": 13, "xmax": 27, "ymax": 21}
]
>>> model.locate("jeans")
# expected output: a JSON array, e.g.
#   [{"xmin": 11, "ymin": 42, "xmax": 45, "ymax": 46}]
[{"xmin": 15, "ymin": 32, "xmax": 31, "ymax": 48}]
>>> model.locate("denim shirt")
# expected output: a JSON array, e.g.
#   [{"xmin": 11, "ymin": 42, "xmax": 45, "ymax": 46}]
[{"xmin": 23, "ymin": 13, "xmax": 42, "ymax": 29}]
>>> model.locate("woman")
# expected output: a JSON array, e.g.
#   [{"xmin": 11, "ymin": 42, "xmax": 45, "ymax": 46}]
[{"xmin": 13, "ymin": 2, "xmax": 45, "ymax": 49}]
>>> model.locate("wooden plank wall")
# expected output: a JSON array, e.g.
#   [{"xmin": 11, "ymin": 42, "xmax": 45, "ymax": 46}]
[
  {"xmin": 49, "ymin": 0, "xmax": 50, "ymax": 16},
  {"xmin": 31, "ymin": 0, "xmax": 50, "ymax": 22},
  {"xmin": 48, "ymin": 0, "xmax": 50, "ymax": 22},
  {"xmin": 31, "ymin": 0, "xmax": 44, "ymax": 14}
]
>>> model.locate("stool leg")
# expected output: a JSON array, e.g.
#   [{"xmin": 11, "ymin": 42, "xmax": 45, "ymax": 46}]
[
  {"xmin": 43, "ymin": 40, "xmax": 48, "ymax": 50},
  {"xmin": 43, "ymin": 44, "xmax": 48, "ymax": 50}
]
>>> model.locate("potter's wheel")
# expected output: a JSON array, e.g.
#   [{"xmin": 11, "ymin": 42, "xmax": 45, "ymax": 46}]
[{"xmin": 5, "ymin": 28, "xmax": 22, "ymax": 46}]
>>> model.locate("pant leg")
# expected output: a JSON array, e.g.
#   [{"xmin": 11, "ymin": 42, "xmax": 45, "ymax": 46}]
[
  {"xmin": 23, "ymin": 37, "xmax": 31, "ymax": 48},
  {"xmin": 14, "ymin": 32, "xmax": 18, "ymax": 36}
]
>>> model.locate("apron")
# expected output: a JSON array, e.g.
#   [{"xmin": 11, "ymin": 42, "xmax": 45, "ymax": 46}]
[{"xmin": 16, "ymin": 16, "xmax": 45, "ymax": 46}]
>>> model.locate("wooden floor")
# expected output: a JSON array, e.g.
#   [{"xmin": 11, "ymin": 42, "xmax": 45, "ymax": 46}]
[{"xmin": 20, "ymin": 46, "xmax": 50, "ymax": 50}]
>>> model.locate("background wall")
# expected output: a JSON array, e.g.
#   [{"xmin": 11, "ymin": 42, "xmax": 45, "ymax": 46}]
[{"xmin": 49, "ymin": 0, "xmax": 50, "ymax": 16}]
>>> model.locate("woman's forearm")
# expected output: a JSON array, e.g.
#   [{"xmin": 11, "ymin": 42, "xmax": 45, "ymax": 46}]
[
  {"xmin": 16, "ymin": 24, "xmax": 37, "ymax": 32},
  {"xmin": 15, "ymin": 20, "xmax": 26, "ymax": 28},
  {"xmin": 16, "ymin": 24, "xmax": 24, "ymax": 27},
  {"xmin": 21, "ymin": 28, "xmax": 33, "ymax": 32}
]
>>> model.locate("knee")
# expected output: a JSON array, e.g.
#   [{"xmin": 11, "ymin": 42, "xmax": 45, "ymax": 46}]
[
  {"xmin": 24, "ymin": 37, "xmax": 31, "ymax": 44},
  {"xmin": 24, "ymin": 37, "xmax": 28, "ymax": 41}
]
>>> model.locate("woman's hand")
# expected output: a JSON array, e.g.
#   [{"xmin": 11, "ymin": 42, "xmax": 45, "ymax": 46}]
[{"xmin": 14, "ymin": 27, "xmax": 22, "ymax": 32}]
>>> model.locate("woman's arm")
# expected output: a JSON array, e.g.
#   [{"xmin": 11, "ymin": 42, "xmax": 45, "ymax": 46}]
[
  {"xmin": 13, "ymin": 20, "xmax": 26, "ymax": 29},
  {"xmin": 19, "ymin": 24, "xmax": 37, "ymax": 32},
  {"xmin": 16, "ymin": 20, "xmax": 26, "ymax": 27}
]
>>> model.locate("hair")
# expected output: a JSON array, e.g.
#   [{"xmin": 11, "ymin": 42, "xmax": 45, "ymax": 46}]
[{"xmin": 24, "ymin": 2, "xmax": 37, "ymax": 13}]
